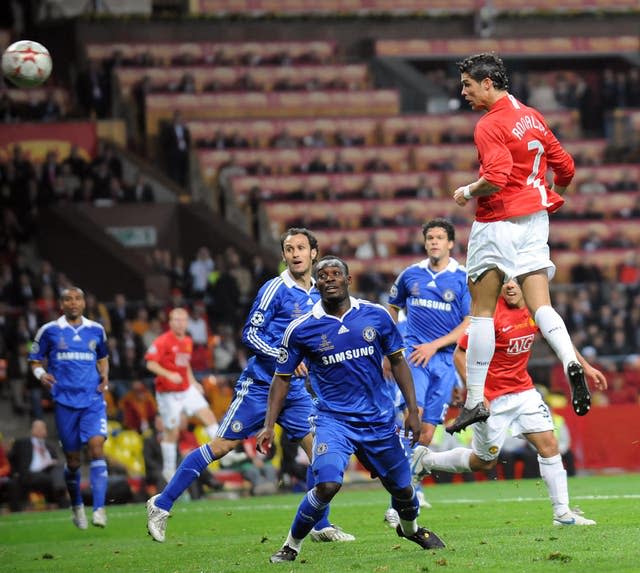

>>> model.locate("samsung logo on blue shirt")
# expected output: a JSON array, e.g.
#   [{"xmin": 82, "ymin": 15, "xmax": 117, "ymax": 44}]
[
  {"xmin": 321, "ymin": 346, "xmax": 375, "ymax": 365},
  {"xmin": 410, "ymin": 299, "xmax": 452, "ymax": 311},
  {"xmin": 56, "ymin": 351, "xmax": 94, "ymax": 360}
]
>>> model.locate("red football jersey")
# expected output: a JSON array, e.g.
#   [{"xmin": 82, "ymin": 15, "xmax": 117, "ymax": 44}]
[
  {"xmin": 458, "ymin": 297, "xmax": 538, "ymax": 401},
  {"xmin": 473, "ymin": 94, "xmax": 574, "ymax": 222},
  {"xmin": 144, "ymin": 330, "xmax": 192, "ymax": 393}
]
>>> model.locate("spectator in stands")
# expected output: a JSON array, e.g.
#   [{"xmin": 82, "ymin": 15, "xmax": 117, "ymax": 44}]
[
  {"xmin": 109, "ymin": 293, "xmax": 131, "ymax": 339},
  {"xmin": 611, "ymin": 169, "xmax": 638, "ymax": 192},
  {"xmin": 617, "ymin": 252, "xmax": 640, "ymax": 286},
  {"xmin": 331, "ymin": 152, "xmax": 354, "ymax": 173},
  {"xmin": 39, "ymin": 91, "xmax": 62, "ymax": 122},
  {"xmin": 73, "ymin": 177, "xmax": 95, "ymax": 204},
  {"xmin": 306, "ymin": 153, "xmax": 328, "ymax": 173},
  {"xmin": 303, "ymin": 129, "xmax": 329, "ymax": 148},
  {"xmin": 119, "ymin": 380, "xmax": 158, "ymax": 433},
  {"xmin": 271, "ymin": 128, "xmax": 298, "ymax": 149},
  {"xmin": 77, "ymin": 60, "xmax": 110, "ymax": 119},
  {"xmin": 162, "ymin": 110, "xmax": 191, "ymax": 188},
  {"xmin": 355, "ymin": 232, "xmax": 389, "ymax": 260},
  {"xmin": 189, "ymin": 246, "xmax": 215, "ymax": 299},
  {"xmin": 63, "ymin": 145, "xmax": 88, "ymax": 179},
  {"xmin": 225, "ymin": 247, "xmax": 253, "ymax": 307},
  {"xmin": 125, "ymin": 174, "xmax": 155, "ymax": 203},
  {"xmin": 84, "ymin": 292, "xmax": 111, "ymax": 334},
  {"xmin": 8, "ymin": 419, "xmax": 69, "ymax": 512}
]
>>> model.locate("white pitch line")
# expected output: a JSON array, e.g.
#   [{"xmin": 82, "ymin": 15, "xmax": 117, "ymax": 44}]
[{"xmin": 1, "ymin": 493, "xmax": 638, "ymax": 527}]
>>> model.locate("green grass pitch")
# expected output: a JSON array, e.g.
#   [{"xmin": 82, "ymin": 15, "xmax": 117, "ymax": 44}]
[{"xmin": 1, "ymin": 474, "xmax": 639, "ymax": 572}]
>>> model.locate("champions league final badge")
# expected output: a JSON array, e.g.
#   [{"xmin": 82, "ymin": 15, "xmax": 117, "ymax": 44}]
[
  {"xmin": 443, "ymin": 289, "xmax": 455, "ymax": 302},
  {"xmin": 58, "ymin": 337, "xmax": 68, "ymax": 349},
  {"xmin": 318, "ymin": 334, "xmax": 334, "ymax": 353},
  {"xmin": 362, "ymin": 327, "xmax": 376, "ymax": 342},
  {"xmin": 277, "ymin": 347, "xmax": 289, "ymax": 364},
  {"xmin": 250, "ymin": 311, "xmax": 265, "ymax": 326}
]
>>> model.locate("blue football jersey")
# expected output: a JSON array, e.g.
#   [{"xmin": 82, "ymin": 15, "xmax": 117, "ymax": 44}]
[
  {"xmin": 29, "ymin": 316, "xmax": 109, "ymax": 408},
  {"xmin": 276, "ymin": 297, "xmax": 405, "ymax": 424},
  {"xmin": 242, "ymin": 269, "xmax": 319, "ymax": 386},
  {"xmin": 388, "ymin": 258, "xmax": 470, "ymax": 353}
]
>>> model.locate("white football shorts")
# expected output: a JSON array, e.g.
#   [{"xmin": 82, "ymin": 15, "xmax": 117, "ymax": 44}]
[
  {"xmin": 156, "ymin": 384, "xmax": 209, "ymax": 431},
  {"xmin": 472, "ymin": 388, "xmax": 555, "ymax": 461},
  {"xmin": 466, "ymin": 210, "xmax": 556, "ymax": 283}
]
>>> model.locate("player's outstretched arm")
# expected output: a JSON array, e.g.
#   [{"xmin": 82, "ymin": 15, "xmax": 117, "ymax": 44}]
[
  {"xmin": 389, "ymin": 351, "xmax": 421, "ymax": 446},
  {"xmin": 575, "ymin": 348, "xmax": 608, "ymax": 391},
  {"xmin": 256, "ymin": 373, "xmax": 291, "ymax": 454}
]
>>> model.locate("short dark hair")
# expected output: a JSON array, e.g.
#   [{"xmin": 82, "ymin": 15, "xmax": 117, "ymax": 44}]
[
  {"xmin": 280, "ymin": 228, "xmax": 319, "ymax": 257},
  {"xmin": 457, "ymin": 53, "xmax": 509, "ymax": 91},
  {"xmin": 60, "ymin": 286, "xmax": 85, "ymax": 299},
  {"xmin": 315, "ymin": 255, "xmax": 349, "ymax": 277},
  {"xmin": 422, "ymin": 218, "xmax": 455, "ymax": 242}
]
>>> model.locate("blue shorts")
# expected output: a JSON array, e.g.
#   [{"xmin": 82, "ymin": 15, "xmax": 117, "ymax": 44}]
[
  {"xmin": 218, "ymin": 376, "xmax": 312, "ymax": 441},
  {"xmin": 405, "ymin": 351, "xmax": 456, "ymax": 426},
  {"xmin": 55, "ymin": 399, "xmax": 107, "ymax": 452},
  {"xmin": 310, "ymin": 414, "xmax": 411, "ymax": 490}
]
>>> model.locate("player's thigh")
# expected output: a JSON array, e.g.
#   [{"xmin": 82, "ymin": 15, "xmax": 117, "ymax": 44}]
[
  {"xmin": 356, "ymin": 430, "xmax": 412, "ymax": 490},
  {"xmin": 54, "ymin": 403, "xmax": 83, "ymax": 452},
  {"xmin": 156, "ymin": 391, "xmax": 186, "ymax": 431},
  {"xmin": 278, "ymin": 391, "xmax": 314, "ymax": 441},
  {"xmin": 466, "ymin": 220, "xmax": 517, "ymax": 282},
  {"xmin": 218, "ymin": 378, "xmax": 269, "ymax": 439},
  {"xmin": 311, "ymin": 417, "xmax": 356, "ymax": 485},
  {"xmin": 510, "ymin": 389, "xmax": 554, "ymax": 436},
  {"xmin": 421, "ymin": 355, "xmax": 455, "ymax": 426},
  {"xmin": 471, "ymin": 395, "xmax": 519, "ymax": 461},
  {"xmin": 407, "ymin": 360, "xmax": 429, "ymax": 410},
  {"xmin": 513, "ymin": 211, "xmax": 555, "ymax": 280},
  {"xmin": 78, "ymin": 398, "xmax": 108, "ymax": 444},
  {"xmin": 180, "ymin": 385, "xmax": 210, "ymax": 417}
]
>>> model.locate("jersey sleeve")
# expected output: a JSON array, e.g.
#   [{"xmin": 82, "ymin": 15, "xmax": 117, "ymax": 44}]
[
  {"xmin": 542, "ymin": 121, "xmax": 575, "ymax": 187},
  {"xmin": 96, "ymin": 325, "xmax": 109, "ymax": 360},
  {"xmin": 242, "ymin": 279, "xmax": 281, "ymax": 359},
  {"xmin": 144, "ymin": 335, "xmax": 162, "ymax": 361},
  {"xmin": 474, "ymin": 120, "xmax": 513, "ymax": 189},
  {"xmin": 388, "ymin": 270, "xmax": 408, "ymax": 309},
  {"xmin": 378, "ymin": 308, "xmax": 405, "ymax": 356},
  {"xmin": 274, "ymin": 324, "xmax": 303, "ymax": 376},
  {"xmin": 28, "ymin": 324, "xmax": 51, "ymax": 362}
]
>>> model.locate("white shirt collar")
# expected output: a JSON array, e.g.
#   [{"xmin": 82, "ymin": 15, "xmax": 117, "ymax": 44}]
[
  {"xmin": 280, "ymin": 269, "xmax": 316, "ymax": 291},
  {"xmin": 57, "ymin": 316, "xmax": 89, "ymax": 329},
  {"xmin": 417, "ymin": 257, "xmax": 462, "ymax": 274}
]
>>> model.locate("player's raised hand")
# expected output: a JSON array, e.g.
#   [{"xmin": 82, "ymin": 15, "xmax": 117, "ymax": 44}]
[
  {"xmin": 584, "ymin": 363, "xmax": 608, "ymax": 391},
  {"xmin": 256, "ymin": 427, "xmax": 274, "ymax": 455},
  {"xmin": 409, "ymin": 342, "xmax": 438, "ymax": 367}
]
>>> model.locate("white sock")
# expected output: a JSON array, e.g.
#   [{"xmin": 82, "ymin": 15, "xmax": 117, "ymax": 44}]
[
  {"xmin": 538, "ymin": 454, "xmax": 570, "ymax": 517},
  {"xmin": 534, "ymin": 306, "xmax": 578, "ymax": 372},
  {"xmin": 428, "ymin": 448, "xmax": 473, "ymax": 473},
  {"xmin": 464, "ymin": 316, "xmax": 495, "ymax": 407},
  {"xmin": 161, "ymin": 441, "xmax": 177, "ymax": 480},
  {"xmin": 285, "ymin": 530, "xmax": 303, "ymax": 552},
  {"xmin": 205, "ymin": 423, "xmax": 219, "ymax": 440}
]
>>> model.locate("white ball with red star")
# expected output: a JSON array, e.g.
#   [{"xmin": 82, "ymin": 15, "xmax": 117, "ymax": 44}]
[{"xmin": 2, "ymin": 40, "xmax": 52, "ymax": 88}]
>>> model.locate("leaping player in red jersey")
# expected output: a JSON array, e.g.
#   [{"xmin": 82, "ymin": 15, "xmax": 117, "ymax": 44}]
[
  {"xmin": 412, "ymin": 280, "xmax": 607, "ymax": 526},
  {"xmin": 447, "ymin": 53, "xmax": 591, "ymax": 433}
]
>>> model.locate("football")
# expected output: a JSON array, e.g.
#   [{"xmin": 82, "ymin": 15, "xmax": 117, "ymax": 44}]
[{"xmin": 2, "ymin": 40, "xmax": 52, "ymax": 88}]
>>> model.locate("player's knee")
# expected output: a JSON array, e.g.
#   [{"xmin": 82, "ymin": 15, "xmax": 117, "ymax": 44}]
[
  {"xmin": 315, "ymin": 481, "xmax": 341, "ymax": 501},
  {"xmin": 209, "ymin": 437, "xmax": 238, "ymax": 458}
]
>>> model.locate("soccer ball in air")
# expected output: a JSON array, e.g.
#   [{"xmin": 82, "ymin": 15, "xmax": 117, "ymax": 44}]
[{"xmin": 2, "ymin": 40, "xmax": 52, "ymax": 88}]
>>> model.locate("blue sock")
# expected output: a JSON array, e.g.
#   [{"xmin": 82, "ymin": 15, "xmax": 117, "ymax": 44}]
[
  {"xmin": 157, "ymin": 445, "xmax": 215, "ymax": 511},
  {"xmin": 391, "ymin": 488, "xmax": 419, "ymax": 522},
  {"xmin": 306, "ymin": 465, "xmax": 331, "ymax": 530},
  {"xmin": 64, "ymin": 465, "xmax": 83, "ymax": 506},
  {"xmin": 291, "ymin": 489, "xmax": 329, "ymax": 540},
  {"xmin": 90, "ymin": 459, "xmax": 108, "ymax": 510}
]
